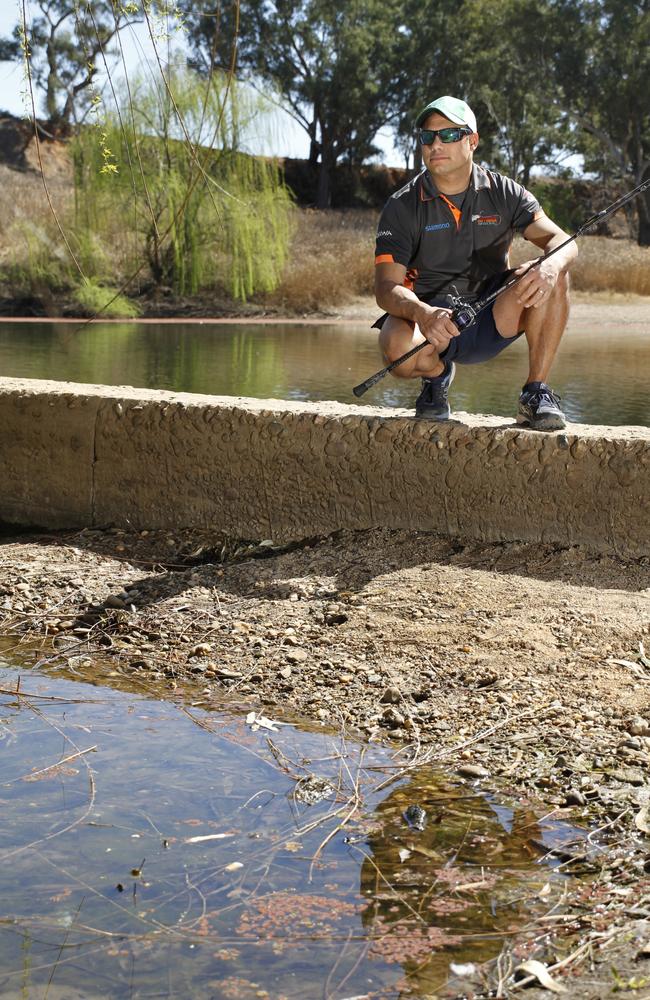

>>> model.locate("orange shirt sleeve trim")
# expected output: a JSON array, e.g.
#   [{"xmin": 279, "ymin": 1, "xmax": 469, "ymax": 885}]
[{"xmin": 375, "ymin": 253, "xmax": 395, "ymax": 264}]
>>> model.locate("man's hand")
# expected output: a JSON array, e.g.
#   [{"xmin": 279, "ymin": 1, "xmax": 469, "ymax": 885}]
[
  {"xmin": 415, "ymin": 303, "xmax": 460, "ymax": 351},
  {"xmin": 514, "ymin": 256, "xmax": 562, "ymax": 308}
]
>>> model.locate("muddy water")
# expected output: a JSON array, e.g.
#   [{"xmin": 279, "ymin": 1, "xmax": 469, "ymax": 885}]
[
  {"xmin": 0, "ymin": 650, "xmax": 588, "ymax": 999},
  {"xmin": 0, "ymin": 317, "xmax": 648, "ymax": 426}
]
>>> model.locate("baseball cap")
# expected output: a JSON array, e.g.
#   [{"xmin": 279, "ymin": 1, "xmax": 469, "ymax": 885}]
[{"xmin": 415, "ymin": 96, "xmax": 477, "ymax": 132}]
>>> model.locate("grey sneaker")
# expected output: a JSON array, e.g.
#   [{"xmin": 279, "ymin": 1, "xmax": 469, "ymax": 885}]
[
  {"xmin": 415, "ymin": 361, "xmax": 455, "ymax": 420},
  {"xmin": 517, "ymin": 381, "xmax": 566, "ymax": 431}
]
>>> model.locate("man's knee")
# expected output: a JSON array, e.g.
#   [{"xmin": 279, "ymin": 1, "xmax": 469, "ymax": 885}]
[{"xmin": 379, "ymin": 316, "xmax": 416, "ymax": 364}]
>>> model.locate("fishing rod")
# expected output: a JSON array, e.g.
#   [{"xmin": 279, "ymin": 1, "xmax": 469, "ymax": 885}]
[{"xmin": 352, "ymin": 176, "xmax": 650, "ymax": 398}]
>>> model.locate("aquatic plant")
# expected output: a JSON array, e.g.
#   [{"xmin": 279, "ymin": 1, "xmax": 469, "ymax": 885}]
[
  {"xmin": 236, "ymin": 891, "xmax": 358, "ymax": 940},
  {"xmin": 72, "ymin": 277, "xmax": 141, "ymax": 318},
  {"xmin": 367, "ymin": 920, "xmax": 463, "ymax": 965}
]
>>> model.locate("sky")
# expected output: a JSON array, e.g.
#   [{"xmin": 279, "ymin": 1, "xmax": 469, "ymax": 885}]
[{"xmin": 0, "ymin": 3, "xmax": 403, "ymax": 166}]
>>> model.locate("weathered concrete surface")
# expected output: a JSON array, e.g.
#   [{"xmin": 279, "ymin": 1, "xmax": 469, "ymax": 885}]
[{"xmin": 0, "ymin": 377, "xmax": 649, "ymax": 555}]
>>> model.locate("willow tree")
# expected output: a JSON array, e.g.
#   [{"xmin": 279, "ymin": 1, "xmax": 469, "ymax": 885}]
[{"xmin": 73, "ymin": 57, "xmax": 293, "ymax": 299}]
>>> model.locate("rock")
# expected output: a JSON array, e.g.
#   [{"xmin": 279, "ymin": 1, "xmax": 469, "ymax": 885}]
[
  {"xmin": 279, "ymin": 666, "xmax": 292, "ymax": 679},
  {"xmin": 403, "ymin": 804, "xmax": 427, "ymax": 830},
  {"xmin": 380, "ymin": 686, "xmax": 401, "ymax": 704},
  {"xmin": 609, "ymin": 768, "xmax": 646, "ymax": 786},
  {"xmin": 457, "ymin": 763, "xmax": 490, "ymax": 779},
  {"xmin": 286, "ymin": 648, "xmax": 308, "ymax": 664},
  {"xmin": 191, "ymin": 643, "xmax": 212, "ymax": 656},
  {"xmin": 105, "ymin": 595, "xmax": 125, "ymax": 609},
  {"xmin": 564, "ymin": 789, "xmax": 587, "ymax": 806},
  {"xmin": 630, "ymin": 717, "xmax": 650, "ymax": 737},
  {"xmin": 381, "ymin": 706, "xmax": 404, "ymax": 728}
]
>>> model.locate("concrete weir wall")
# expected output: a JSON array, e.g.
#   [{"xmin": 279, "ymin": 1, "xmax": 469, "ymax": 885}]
[{"xmin": 0, "ymin": 377, "xmax": 649, "ymax": 556}]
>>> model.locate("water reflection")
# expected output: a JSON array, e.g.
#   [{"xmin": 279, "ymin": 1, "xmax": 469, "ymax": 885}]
[
  {"xmin": 0, "ymin": 315, "xmax": 648, "ymax": 426},
  {"xmin": 0, "ymin": 655, "xmax": 586, "ymax": 999},
  {"xmin": 357, "ymin": 781, "xmax": 563, "ymax": 996}
]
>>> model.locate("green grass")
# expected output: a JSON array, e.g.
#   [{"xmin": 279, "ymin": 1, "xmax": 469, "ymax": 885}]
[{"xmin": 72, "ymin": 278, "xmax": 142, "ymax": 318}]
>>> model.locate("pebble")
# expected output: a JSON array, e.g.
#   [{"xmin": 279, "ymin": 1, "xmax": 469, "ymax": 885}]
[
  {"xmin": 105, "ymin": 595, "xmax": 125, "ymax": 609},
  {"xmin": 381, "ymin": 706, "xmax": 404, "ymax": 727},
  {"xmin": 629, "ymin": 717, "xmax": 650, "ymax": 736},
  {"xmin": 609, "ymin": 768, "xmax": 646, "ymax": 786},
  {"xmin": 457, "ymin": 763, "xmax": 490, "ymax": 779},
  {"xmin": 380, "ymin": 686, "xmax": 401, "ymax": 704},
  {"xmin": 564, "ymin": 789, "xmax": 587, "ymax": 806},
  {"xmin": 286, "ymin": 649, "xmax": 308, "ymax": 664}
]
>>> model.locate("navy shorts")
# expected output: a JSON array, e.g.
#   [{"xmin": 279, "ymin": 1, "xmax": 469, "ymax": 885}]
[{"xmin": 372, "ymin": 271, "xmax": 523, "ymax": 366}]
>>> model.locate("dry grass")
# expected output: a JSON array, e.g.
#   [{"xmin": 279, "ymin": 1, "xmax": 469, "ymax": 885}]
[
  {"xmin": 265, "ymin": 208, "xmax": 376, "ymax": 312},
  {"xmin": 511, "ymin": 234, "xmax": 650, "ymax": 296},
  {"xmin": 269, "ymin": 213, "xmax": 650, "ymax": 313},
  {"xmin": 570, "ymin": 236, "xmax": 650, "ymax": 296}
]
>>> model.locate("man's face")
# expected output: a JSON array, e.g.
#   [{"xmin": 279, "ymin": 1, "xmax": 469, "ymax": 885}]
[{"xmin": 420, "ymin": 112, "xmax": 477, "ymax": 179}]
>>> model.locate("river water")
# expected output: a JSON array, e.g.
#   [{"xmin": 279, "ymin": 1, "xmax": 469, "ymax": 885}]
[
  {"xmin": 0, "ymin": 316, "xmax": 648, "ymax": 426},
  {"xmin": 0, "ymin": 650, "xmax": 587, "ymax": 999}
]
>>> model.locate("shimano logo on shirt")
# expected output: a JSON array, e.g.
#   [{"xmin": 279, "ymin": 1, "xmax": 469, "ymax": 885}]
[{"xmin": 424, "ymin": 222, "xmax": 451, "ymax": 232}]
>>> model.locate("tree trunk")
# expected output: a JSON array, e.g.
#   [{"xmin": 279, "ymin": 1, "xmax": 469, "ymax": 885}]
[
  {"xmin": 308, "ymin": 123, "xmax": 320, "ymax": 165},
  {"xmin": 316, "ymin": 140, "xmax": 336, "ymax": 209},
  {"xmin": 316, "ymin": 159, "xmax": 331, "ymax": 208},
  {"xmin": 637, "ymin": 189, "xmax": 650, "ymax": 246},
  {"xmin": 45, "ymin": 36, "xmax": 60, "ymax": 122}
]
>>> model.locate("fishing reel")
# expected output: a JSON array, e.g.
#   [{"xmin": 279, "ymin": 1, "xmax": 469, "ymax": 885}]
[
  {"xmin": 447, "ymin": 286, "xmax": 478, "ymax": 331},
  {"xmin": 451, "ymin": 302, "xmax": 478, "ymax": 330}
]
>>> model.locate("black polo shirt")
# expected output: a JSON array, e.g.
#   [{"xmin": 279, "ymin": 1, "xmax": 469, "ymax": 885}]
[{"xmin": 375, "ymin": 163, "xmax": 542, "ymax": 301}]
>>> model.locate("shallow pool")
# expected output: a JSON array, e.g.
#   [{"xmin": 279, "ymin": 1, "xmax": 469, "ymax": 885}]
[{"xmin": 0, "ymin": 651, "xmax": 587, "ymax": 999}]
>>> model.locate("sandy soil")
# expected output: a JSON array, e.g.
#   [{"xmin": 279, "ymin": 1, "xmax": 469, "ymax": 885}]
[{"xmin": 1, "ymin": 524, "xmax": 649, "ymax": 996}]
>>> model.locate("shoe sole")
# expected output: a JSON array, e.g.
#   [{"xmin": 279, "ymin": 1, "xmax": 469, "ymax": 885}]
[
  {"xmin": 415, "ymin": 362, "xmax": 455, "ymax": 420},
  {"xmin": 516, "ymin": 412, "xmax": 566, "ymax": 431},
  {"xmin": 415, "ymin": 409, "xmax": 451, "ymax": 421}
]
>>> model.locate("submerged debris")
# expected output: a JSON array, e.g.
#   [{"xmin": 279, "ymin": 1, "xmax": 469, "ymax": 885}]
[{"xmin": 403, "ymin": 804, "xmax": 427, "ymax": 831}]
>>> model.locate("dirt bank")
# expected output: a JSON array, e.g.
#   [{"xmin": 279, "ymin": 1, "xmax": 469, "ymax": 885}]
[{"xmin": 1, "ymin": 525, "xmax": 649, "ymax": 995}]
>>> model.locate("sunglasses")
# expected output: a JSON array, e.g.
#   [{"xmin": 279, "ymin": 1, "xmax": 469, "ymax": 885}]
[{"xmin": 418, "ymin": 126, "xmax": 473, "ymax": 145}]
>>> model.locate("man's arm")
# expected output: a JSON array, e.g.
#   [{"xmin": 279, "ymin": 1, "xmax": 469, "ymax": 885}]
[
  {"xmin": 513, "ymin": 212, "xmax": 578, "ymax": 308},
  {"xmin": 523, "ymin": 212, "xmax": 578, "ymax": 269},
  {"xmin": 375, "ymin": 261, "xmax": 460, "ymax": 352}
]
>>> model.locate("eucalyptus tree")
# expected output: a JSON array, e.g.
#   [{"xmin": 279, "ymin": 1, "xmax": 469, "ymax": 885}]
[
  {"xmin": 459, "ymin": 0, "xmax": 580, "ymax": 184},
  {"xmin": 387, "ymin": 0, "xmax": 468, "ymax": 168},
  {"xmin": 556, "ymin": 0, "xmax": 650, "ymax": 243},
  {"xmin": 0, "ymin": 0, "xmax": 140, "ymax": 125},
  {"xmin": 184, "ymin": 0, "xmax": 402, "ymax": 207}
]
